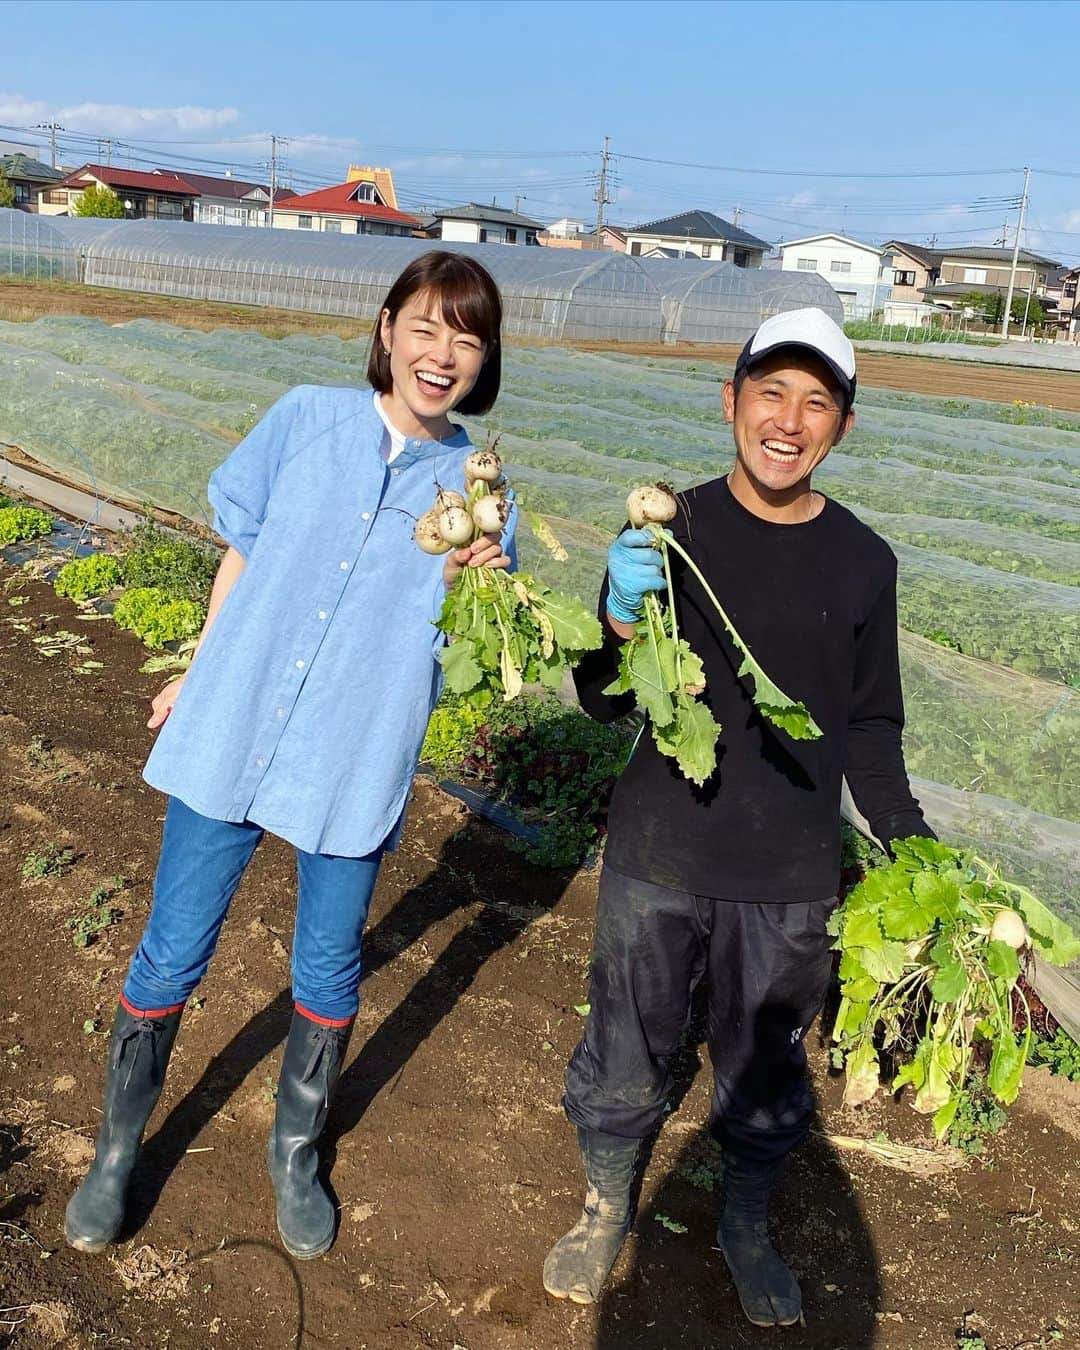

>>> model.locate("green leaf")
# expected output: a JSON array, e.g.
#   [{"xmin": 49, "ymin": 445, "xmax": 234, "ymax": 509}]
[
  {"xmin": 932, "ymin": 1093, "xmax": 962, "ymax": 1140},
  {"xmin": 931, "ymin": 959, "xmax": 968, "ymax": 1003},
  {"xmin": 882, "ymin": 870, "xmax": 958, "ymax": 939},
  {"xmin": 439, "ymin": 640, "xmax": 484, "ymax": 694},
  {"xmin": 652, "ymin": 695, "xmax": 720, "ymax": 786},
  {"xmin": 858, "ymin": 940, "xmax": 908, "ymax": 983},
  {"xmin": 984, "ymin": 939, "xmax": 1020, "ymax": 985},
  {"xmin": 890, "ymin": 836, "xmax": 959, "ymax": 870},
  {"xmin": 988, "ymin": 1030, "xmax": 1026, "ymax": 1105},
  {"xmin": 533, "ymin": 589, "xmax": 603, "ymax": 652},
  {"xmin": 573, "ymin": 1003, "xmax": 591, "ymax": 1017},
  {"xmin": 840, "ymin": 973, "xmax": 880, "ymax": 1003},
  {"xmin": 737, "ymin": 657, "xmax": 823, "ymax": 740},
  {"xmin": 654, "ymin": 1214, "xmax": 688, "ymax": 1234},
  {"xmin": 843, "ymin": 909, "xmax": 885, "ymax": 952},
  {"xmin": 627, "ymin": 634, "xmax": 675, "ymax": 728},
  {"xmin": 1013, "ymin": 891, "xmax": 1080, "ymax": 967},
  {"xmin": 842, "ymin": 1042, "xmax": 880, "ymax": 1106}
]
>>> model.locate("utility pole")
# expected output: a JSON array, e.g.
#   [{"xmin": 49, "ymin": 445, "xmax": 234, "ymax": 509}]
[
  {"xmin": 593, "ymin": 135, "xmax": 611, "ymax": 246},
  {"xmin": 268, "ymin": 134, "xmax": 281, "ymax": 229},
  {"xmin": 35, "ymin": 122, "xmax": 64, "ymax": 170},
  {"xmin": 1001, "ymin": 166, "xmax": 1030, "ymax": 340},
  {"xmin": 733, "ymin": 204, "xmax": 742, "ymax": 229}
]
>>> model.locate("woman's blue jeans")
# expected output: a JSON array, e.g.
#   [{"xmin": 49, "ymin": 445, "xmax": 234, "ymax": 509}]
[{"xmin": 123, "ymin": 797, "xmax": 384, "ymax": 1024}]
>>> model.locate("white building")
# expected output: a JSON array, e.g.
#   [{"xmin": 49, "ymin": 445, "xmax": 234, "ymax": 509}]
[
  {"xmin": 545, "ymin": 216, "xmax": 587, "ymax": 238},
  {"xmin": 624, "ymin": 210, "xmax": 769, "ymax": 267},
  {"xmin": 422, "ymin": 204, "xmax": 543, "ymax": 246},
  {"xmin": 779, "ymin": 233, "xmax": 892, "ymax": 318}
]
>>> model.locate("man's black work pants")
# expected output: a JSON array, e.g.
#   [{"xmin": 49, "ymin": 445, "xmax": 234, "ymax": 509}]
[{"xmin": 564, "ymin": 865, "xmax": 838, "ymax": 1164}]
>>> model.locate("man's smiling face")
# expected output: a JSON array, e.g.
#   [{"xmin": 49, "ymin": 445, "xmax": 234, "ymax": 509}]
[{"xmin": 722, "ymin": 348, "xmax": 854, "ymax": 502}]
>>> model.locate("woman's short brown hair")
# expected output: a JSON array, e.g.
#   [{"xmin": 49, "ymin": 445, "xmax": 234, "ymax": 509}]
[{"xmin": 367, "ymin": 251, "xmax": 503, "ymax": 415}]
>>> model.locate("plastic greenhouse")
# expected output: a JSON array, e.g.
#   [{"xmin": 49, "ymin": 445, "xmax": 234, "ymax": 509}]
[{"xmin": 0, "ymin": 211, "xmax": 843, "ymax": 344}]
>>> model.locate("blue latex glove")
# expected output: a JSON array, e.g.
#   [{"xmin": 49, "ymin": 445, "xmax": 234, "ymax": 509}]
[{"xmin": 606, "ymin": 528, "xmax": 667, "ymax": 624}]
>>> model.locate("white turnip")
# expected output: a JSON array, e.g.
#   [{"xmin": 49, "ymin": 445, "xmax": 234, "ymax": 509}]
[
  {"xmin": 435, "ymin": 488, "xmax": 466, "ymax": 511},
  {"xmin": 471, "ymin": 494, "xmax": 511, "ymax": 535},
  {"xmin": 464, "ymin": 448, "xmax": 503, "ymax": 484},
  {"xmin": 415, "ymin": 510, "xmax": 452, "ymax": 555},
  {"xmin": 627, "ymin": 483, "xmax": 678, "ymax": 528},
  {"xmin": 989, "ymin": 909, "xmax": 1028, "ymax": 950},
  {"xmin": 437, "ymin": 506, "xmax": 475, "ymax": 546}
]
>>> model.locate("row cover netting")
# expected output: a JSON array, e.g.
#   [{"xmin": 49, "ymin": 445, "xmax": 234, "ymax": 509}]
[
  {"xmin": 859, "ymin": 337, "xmax": 1080, "ymax": 373},
  {"xmin": 0, "ymin": 209, "xmax": 842, "ymax": 343},
  {"xmin": 0, "ymin": 315, "xmax": 1077, "ymax": 953}
]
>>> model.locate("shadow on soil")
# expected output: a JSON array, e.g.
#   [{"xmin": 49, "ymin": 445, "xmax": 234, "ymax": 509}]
[
  {"xmin": 593, "ymin": 988, "xmax": 881, "ymax": 1349},
  {"xmin": 124, "ymin": 823, "xmax": 576, "ymax": 1248}
]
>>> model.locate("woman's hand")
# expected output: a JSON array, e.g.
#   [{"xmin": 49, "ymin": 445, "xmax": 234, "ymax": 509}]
[
  {"xmin": 148, "ymin": 675, "xmax": 186, "ymax": 730},
  {"xmin": 442, "ymin": 533, "xmax": 511, "ymax": 587}
]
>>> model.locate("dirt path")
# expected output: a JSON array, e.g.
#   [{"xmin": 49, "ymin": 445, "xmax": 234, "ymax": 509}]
[
  {"xmin": 0, "ymin": 560, "xmax": 1077, "ymax": 1350},
  {"xmin": 4, "ymin": 276, "xmax": 1080, "ymax": 410}
]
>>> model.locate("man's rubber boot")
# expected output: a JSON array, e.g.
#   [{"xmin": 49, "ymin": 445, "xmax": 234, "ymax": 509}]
[
  {"xmin": 716, "ymin": 1152, "xmax": 802, "ymax": 1328},
  {"xmin": 268, "ymin": 1009, "xmax": 352, "ymax": 1260},
  {"xmin": 64, "ymin": 1001, "xmax": 183, "ymax": 1253},
  {"xmin": 543, "ymin": 1126, "xmax": 639, "ymax": 1304}
]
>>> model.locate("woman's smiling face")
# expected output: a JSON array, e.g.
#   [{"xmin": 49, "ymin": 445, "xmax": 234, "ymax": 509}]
[{"xmin": 379, "ymin": 292, "xmax": 487, "ymax": 438}]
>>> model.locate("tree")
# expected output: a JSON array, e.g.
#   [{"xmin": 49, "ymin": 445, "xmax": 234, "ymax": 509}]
[
  {"xmin": 0, "ymin": 168, "xmax": 14, "ymax": 209},
  {"xmin": 73, "ymin": 183, "xmax": 125, "ymax": 218},
  {"xmin": 956, "ymin": 288, "xmax": 1046, "ymax": 329}
]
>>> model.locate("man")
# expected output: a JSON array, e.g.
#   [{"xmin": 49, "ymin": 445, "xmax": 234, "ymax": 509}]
[{"xmin": 543, "ymin": 308, "xmax": 934, "ymax": 1327}]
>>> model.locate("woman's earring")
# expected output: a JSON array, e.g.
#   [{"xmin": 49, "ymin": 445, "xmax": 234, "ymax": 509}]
[{"xmin": 382, "ymin": 346, "xmax": 391, "ymax": 357}]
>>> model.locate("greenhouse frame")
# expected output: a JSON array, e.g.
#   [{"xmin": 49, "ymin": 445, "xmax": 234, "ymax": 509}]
[{"xmin": 0, "ymin": 209, "xmax": 843, "ymax": 343}]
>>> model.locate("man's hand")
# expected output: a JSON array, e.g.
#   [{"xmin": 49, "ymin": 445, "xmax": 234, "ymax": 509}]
[
  {"xmin": 443, "ymin": 533, "xmax": 511, "ymax": 587},
  {"xmin": 148, "ymin": 675, "xmax": 186, "ymax": 730},
  {"xmin": 606, "ymin": 529, "xmax": 666, "ymax": 625}
]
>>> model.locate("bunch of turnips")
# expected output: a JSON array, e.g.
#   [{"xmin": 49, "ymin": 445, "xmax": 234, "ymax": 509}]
[
  {"xmin": 416, "ymin": 443, "xmax": 602, "ymax": 706},
  {"xmin": 414, "ymin": 446, "xmax": 511, "ymax": 555}
]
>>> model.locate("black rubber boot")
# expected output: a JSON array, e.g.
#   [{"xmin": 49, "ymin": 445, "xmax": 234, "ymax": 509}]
[
  {"xmin": 268, "ymin": 1010, "xmax": 352, "ymax": 1260},
  {"xmin": 543, "ymin": 1126, "xmax": 639, "ymax": 1304},
  {"xmin": 64, "ymin": 1002, "xmax": 183, "ymax": 1253},
  {"xmin": 716, "ymin": 1153, "xmax": 802, "ymax": 1328}
]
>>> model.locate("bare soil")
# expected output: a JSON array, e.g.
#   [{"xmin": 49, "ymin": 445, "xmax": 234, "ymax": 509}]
[
  {"xmin": 3, "ymin": 276, "xmax": 1080, "ymax": 410},
  {"xmin": 0, "ymin": 557, "xmax": 1077, "ymax": 1350}
]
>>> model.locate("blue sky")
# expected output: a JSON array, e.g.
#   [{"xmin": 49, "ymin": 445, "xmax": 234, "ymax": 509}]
[{"xmin": 3, "ymin": 0, "xmax": 1079, "ymax": 261}]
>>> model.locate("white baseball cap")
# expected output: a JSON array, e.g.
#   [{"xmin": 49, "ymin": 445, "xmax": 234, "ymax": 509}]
[{"xmin": 734, "ymin": 307, "xmax": 856, "ymax": 413}]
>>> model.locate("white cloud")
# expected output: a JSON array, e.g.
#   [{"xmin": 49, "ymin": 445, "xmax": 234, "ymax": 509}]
[{"xmin": 0, "ymin": 91, "xmax": 238, "ymax": 136}]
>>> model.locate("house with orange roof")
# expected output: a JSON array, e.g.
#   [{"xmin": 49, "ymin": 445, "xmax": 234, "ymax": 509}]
[{"xmin": 272, "ymin": 165, "xmax": 418, "ymax": 237}]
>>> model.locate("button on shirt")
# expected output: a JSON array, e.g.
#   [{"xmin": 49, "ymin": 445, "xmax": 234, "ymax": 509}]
[{"xmin": 143, "ymin": 385, "xmax": 516, "ymax": 858}]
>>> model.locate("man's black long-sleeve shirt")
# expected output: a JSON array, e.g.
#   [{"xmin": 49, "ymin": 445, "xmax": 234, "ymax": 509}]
[{"xmin": 574, "ymin": 477, "xmax": 932, "ymax": 902}]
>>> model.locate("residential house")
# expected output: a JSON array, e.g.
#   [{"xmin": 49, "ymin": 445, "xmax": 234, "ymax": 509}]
[
  {"xmin": 538, "ymin": 221, "xmax": 626, "ymax": 251},
  {"xmin": 545, "ymin": 217, "xmax": 586, "ymax": 238},
  {"xmin": 883, "ymin": 240, "xmax": 943, "ymax": 307},
  {"xmin": 271, "ymin": 165, "xmax": 417, "ymax": 236},
  {"xmin": 38, "ymin": 163, "xmax": 199, "ymax": 220},
  {"xmin": 0, "ymin": 153, "xmax": 62, "ymax": 211},
  {"xmin": 779, "ymin": 233, "xmax": 892, "ymax": 318},
  {"xmin": 1044, "ymin": 265, "xmax": 1079, "ymax": 336},
  {"xmin": 421, "ymin": 204, "xmax": 543, "ymax": 246},
  {"xmin": 917, "ymin": 244, "xmax": 1060, "ymax": 310},
  {"xmin": 623, "ymin": 211, "xmax": 769, "ymax": 267},
  {"xmin": 157, "ymin": 170, "xmax": 277, "ymax": 227}
]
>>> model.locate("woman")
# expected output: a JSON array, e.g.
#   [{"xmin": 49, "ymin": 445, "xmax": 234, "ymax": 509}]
[{"xmin": 65, "ymin": 251, "xmax": 512, "ymax": 1260}]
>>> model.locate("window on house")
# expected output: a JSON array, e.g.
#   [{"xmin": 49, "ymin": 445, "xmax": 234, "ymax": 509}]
[
  {"xmin": 14, "ymin": 182, "xmax": 30, "ymax": 204},
  {"xmin": 702, "ymin": 244, "xmax": 712, "ymax": 258},
  {"xmin": 352, "ymin": 182, "xmax": 375, "ymax": 202},
  {"xmin": 324, "ymin": 219, "xmax": 341, "ymax": 232},
  {"xmin": 42, "ymin": 190, "xmax": 68, "ymax": 205},
  {"xmin": 505, "ymin": 228, "xmax": 517, "ymax": 243},
  {"xmin": 797, "ymin": 257, "xmax": 818, "ymax": 270},
  {"xmin": 298, "ymin": 215, "xmax": 313, "ymax": 229},
  {"xmin": 479, "ymin": 228, "xmax": 488, "ymax": 242},
  {"xmin": 733, "ymin": 250, "xmax": 750, "ymax": 267},
  {"xmin": 157, "ymin": 199, "xmax": 183, "ymax": 220},
  {"xmin": 830, "ymin": 260, "xmax": 852, "ymax": 273},
  {"xmin": 893, "ymin": 269, "xmax": 916, "ymax": 286},
  {"xmin": 963, "ymin": 267, "xmax": 987, "ymax": 284},
  {"xmin": 630, "ymin": 241, "xmax": 642, "ymax": 256},
  {"xmin": 1064, "ymin": 281, "xmax": 1077, "ymax": 298}
]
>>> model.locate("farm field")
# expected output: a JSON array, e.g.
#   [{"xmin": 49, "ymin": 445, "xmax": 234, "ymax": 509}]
[
  {"xmin": 1, "ymin": 314, "xmax": 1078, "ymax": 900},
  {"xmin": 0, "ymin": 571, "xmax": 1077, "ymax": 1350},
  {"xmin": 1, "ymin": 300, "xmax": 1078, "ymax": 1348}
]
